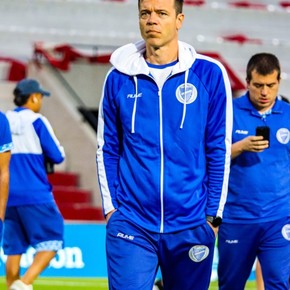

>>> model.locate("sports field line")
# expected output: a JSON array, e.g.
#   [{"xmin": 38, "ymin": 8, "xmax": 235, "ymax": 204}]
[
  {"xmin": 0, "ymin": 277, "xmax": 109, "ymax": 288},
  {"xmin": 0, "ymin": 277, "xmax": 256, "ymax": 289},
  {"xmin": 35, "ymin": 279, "xmax": 107, "ymax": 287}
]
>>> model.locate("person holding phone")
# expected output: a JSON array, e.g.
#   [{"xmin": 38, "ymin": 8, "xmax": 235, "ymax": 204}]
[{"xmin": 218, "ymin": 53, "xmax": 290, "ymax": 289}]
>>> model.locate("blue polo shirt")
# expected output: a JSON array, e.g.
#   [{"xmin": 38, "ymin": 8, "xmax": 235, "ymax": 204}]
[{"xmin": 223, "ymin": 93, "xmax": 290, "ymax": 223}]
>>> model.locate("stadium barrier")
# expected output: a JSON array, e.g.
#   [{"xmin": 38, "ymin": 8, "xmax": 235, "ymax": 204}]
[
  {"xmin": 0, "ymin": 223, "xmax": 255, "ymax": 280},
  {"xmin": 0, "ymin": 223, "xmax": 107, "ymax": 277}
]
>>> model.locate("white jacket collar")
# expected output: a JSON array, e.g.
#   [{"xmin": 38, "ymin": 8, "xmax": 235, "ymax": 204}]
[{"xmin": 110, "ymin": 40, "xmax": 197, "ymax": 76}]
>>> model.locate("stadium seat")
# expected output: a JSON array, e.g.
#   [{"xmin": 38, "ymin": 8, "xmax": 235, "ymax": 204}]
[
  {"xmin": 280, "ymin": 1, "xmax": 290, "ymax": 8},
  {"xmin": 58, "ymin": 203, "xmax": 104, "ymax": 221},
  {"xmin": 53, "ymin": 187, "xmax": 92, "ymax": 204},
  {"xmin": 48, "ymin": 171, "xmax": 79, "ymax": 187},
  {"xmin": 48, "ymin": 172, "xmax": 104, "ymax": 221}
]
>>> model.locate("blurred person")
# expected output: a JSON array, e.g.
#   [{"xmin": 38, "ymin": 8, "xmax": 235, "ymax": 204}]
[
  {"xmin": 0, "ymin": 111, "xmax": 12, "ymax": 243},
  {"xmin": 218, "ymin": 53, "xmax": 290, "ymax": 290},
  {"xmin": 96, "ymin": 0, "xmax": 232, "ymax": 289},
  {"xmin": 4, "ymin": 79, "xmax": 66, "ymax": 290},
  {"xmin": 255, "ymin": 95, "xmax": 289, "ymax": 290},
  {"xmin": 278, "ymin": 94, "xmax": 290, "ymax": 103}
]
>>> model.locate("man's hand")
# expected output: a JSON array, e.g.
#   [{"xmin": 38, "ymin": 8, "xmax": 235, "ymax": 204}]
[
  {"xmin": 232, "ymin": 136, "xmax": 269, "ymax": 159},
  {"xmin": 105, "ymin": 209, "xmax": 117, "ymax": 223},
  {"xmin": 207, "ymin": 221, "xmax": 218, "ymax": 237}
]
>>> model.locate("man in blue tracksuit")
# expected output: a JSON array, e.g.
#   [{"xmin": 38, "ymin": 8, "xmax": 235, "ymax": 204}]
[
  {"xmin": 0, "ymin": 111, "xmax": 12, "ymax": 243},
  {"xmin": 96, "ymin": 0, "xmax": 232, "ymax": 289},
  {"xmin": 4, "ymin": 79, "xmax": 65, "ymax": 290},
  {"xmin": 218, "ymin": 53, "xmax": 290, "ymax": 289}
]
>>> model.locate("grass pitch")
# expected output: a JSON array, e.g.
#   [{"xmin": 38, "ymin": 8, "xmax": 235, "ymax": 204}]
[{"xmin": 0, "ymin": 277, "xmax": 256, "ymax": 289}]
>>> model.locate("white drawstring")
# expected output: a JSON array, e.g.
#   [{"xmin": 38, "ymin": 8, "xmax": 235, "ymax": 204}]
[
  {"xmin": 180, "ymin": 70, "xmax": 189, "ymax": 129},
  {"xmin": 131, "ymin": 76, "xmax": 138, "ymax": 133}
]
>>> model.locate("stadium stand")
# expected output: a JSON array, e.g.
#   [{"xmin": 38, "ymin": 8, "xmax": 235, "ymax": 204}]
[
  {"xmin": 0, "ymin": 57, "xmax": 26, "ymax": 81},
  {"xmin": 48, "ymin": 171, "xmax": 104, "ymax": 221}
]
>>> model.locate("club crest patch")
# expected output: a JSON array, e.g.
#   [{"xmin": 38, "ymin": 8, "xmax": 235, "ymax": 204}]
[
  {"xmin": 281, "ymin": 224, "xmax": 290, "ymax": 241},
  {"xmin": 176, "ymin": 83, "xmax": 197, "ymax": 104},
  {"xmin": 276, "ymin": 128, "xmax": 290, "ymax": 144},
  {"xmin": 188, "ymin": 245, "xmax": 209, "ymax": 262}
]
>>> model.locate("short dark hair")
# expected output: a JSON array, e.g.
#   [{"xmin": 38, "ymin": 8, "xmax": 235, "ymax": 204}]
[
  {"xmin": 13, "ymin": 88, "xmax": 30, "ymax": 106},
  {"xmin": 138, "ymin": 0, "xmax": 184, "ymax": 14},
  {"xmin": 246, "ymin": 53, "xmax": 281, "ymax": 82}
]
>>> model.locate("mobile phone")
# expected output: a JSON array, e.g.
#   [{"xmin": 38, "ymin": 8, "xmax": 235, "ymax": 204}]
[{"xmin": 256, "ymin": 126, "xmax": 270, "ymax": 146}]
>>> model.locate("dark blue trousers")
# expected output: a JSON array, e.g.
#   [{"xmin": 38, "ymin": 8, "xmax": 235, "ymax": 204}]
[
  {"xmin": 218, "ymin": 218, "xmax": 290, "ymax": 290},
  {"xmin": 106, "ymin": 210, "xmax": 216, "ymax": 290}
]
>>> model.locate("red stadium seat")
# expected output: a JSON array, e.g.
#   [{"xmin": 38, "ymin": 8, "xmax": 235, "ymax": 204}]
[
  {"xmin": 49, "ymin": 172, "xmax": 104, "ymax": 221},
  {"xmin": 229, "ymin": 1, "xmax": 267, "ymax": 9},
  {"xmin": 280, "ymin": 1, "xmax": 290, "ymax": 8}
]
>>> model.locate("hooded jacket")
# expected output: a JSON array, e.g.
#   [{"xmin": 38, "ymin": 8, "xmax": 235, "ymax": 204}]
[
  {"xmin": 6, "ymin": 107, "xmax": 65, "ymax": 206},
  {"xmin": 97, "ymin": 41, "xmax": 232, "ymax": 233}
]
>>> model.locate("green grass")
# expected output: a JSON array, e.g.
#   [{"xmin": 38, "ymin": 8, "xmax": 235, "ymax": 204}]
[{"xmin": 0, "ymin": 277, "xmax": 256, "ymax": 289}]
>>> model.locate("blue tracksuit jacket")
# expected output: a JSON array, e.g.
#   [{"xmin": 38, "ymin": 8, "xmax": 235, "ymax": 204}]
[
  {"xmin": 223, "ymin": 93, "xmax": 290, "ymax": 223},
  {"xmin": 0, "ymin": 111, "xmax": 13, "ymax": 152},
  {"xmin": 6, "ymin": 107, "xmax": 65, "ymax": 206},
  {"xmin": 97, "ymin": 40, "xmax": 233, "ymax": 233}
]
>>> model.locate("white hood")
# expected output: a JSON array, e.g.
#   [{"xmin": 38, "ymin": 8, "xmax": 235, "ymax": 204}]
[
  {"xmin": 6, "ymin": 110, "xmax": 26, "ymax": 135},
  {"xmin": 110, "ymin": 40, "xmax": 197, "ymax": 76},
  {"xmin": 6, "ymin": 109, "xmax": 44, "ymax": 154}
]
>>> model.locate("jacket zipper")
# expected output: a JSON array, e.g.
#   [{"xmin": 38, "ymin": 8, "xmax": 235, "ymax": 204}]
[{"xmin": 158, "ymin": 89, "xmax": 164, "ymax": 233}]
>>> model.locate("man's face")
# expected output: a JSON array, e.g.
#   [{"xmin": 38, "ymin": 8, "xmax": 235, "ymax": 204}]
[
  {"xmin": 247, "ymin": 69, "xmax": 280, "ymax": 112},
  {"xmin": 139, "ymin": 0, "xmax": 184, "ymax": 49}
]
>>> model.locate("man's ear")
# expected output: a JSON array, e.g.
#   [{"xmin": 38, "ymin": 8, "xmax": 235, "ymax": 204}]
[
  {"xmin": 30, "ymin": 94, "xmax": 38, "ymax": 103},
  {"xmin": 176, "ymin": 13, "xmax": 184, "ymax": 30}
]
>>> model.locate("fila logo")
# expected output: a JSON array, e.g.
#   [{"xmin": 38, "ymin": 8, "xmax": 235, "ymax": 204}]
[
  {"xmin": 235, "ymin": 130, "xmax": 248, "ymax": 135},
  {"xmin": 117, "ymin": 232, "xmax": 134, "ymax": 241},
  {"xmin": 225, "ymin": 239, "xmax": 239, "ymax": 244},
  {"xmin": 127, "ymin": 93, "xmax": 142, "ymax": 99}
]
